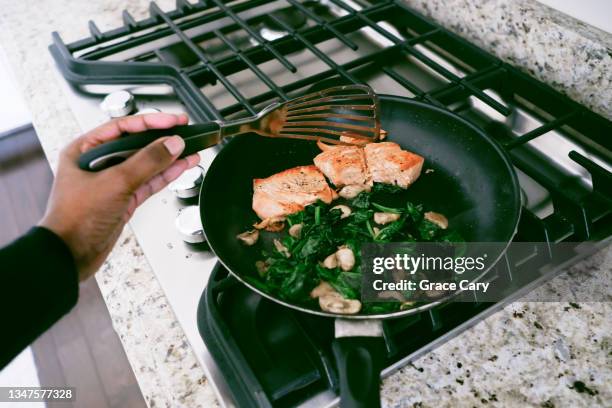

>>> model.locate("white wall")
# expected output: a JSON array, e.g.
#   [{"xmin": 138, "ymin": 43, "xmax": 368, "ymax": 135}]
[
  {"xmin": 536, "ymin": 0, "xmax": 612, "ymax": 34},
  {"xmin": 0, "ymin": 46, "xmax": 31, "ymax": 135}
]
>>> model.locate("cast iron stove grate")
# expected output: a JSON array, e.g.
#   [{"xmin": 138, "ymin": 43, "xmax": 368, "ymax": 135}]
[{"xmin": 50, "ymin": 0, "xmax": 611, "ymax": 406}]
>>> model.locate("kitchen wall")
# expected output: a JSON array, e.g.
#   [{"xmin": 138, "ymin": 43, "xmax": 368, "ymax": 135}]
[{"xmin": 0, "ymin": 47, "xmax": 30, "ymax": 135}]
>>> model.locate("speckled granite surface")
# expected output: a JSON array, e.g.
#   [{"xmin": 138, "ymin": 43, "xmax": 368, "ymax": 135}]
[
  {"xmin": 404, "ymin": 0, "xmax": 612, "ymax": 120},
  {"xmin": 381, "ymin": 247, "xmax": 612, "ymax": 407},
  {"xmin": 0, "ymin": 1, "xmax": 609, "ymax": 407}
]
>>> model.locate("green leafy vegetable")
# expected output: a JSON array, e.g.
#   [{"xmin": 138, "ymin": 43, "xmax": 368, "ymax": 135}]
[
  {"xmin": 375, "ymin": 217, "xmax": 407, "ymax": 242},
  {"xmin": 372, "ymin": 202, "xmax": 403, "ymax": 214},
  {"xmin": 247, "ymin": 186, "xmax": 463, "ymax": 313},
  {"xmin": 351, "ymin": 191, "xmax": 370, "ymax": 209},
  {"xmin": 417, "ymin": 219, "xmax": 441, "ymax": 240},
  {"xmin": 371, "ymin": 183, "xmax": 404, "ymax": 194},
  {"xmin": 330, "ymin": 271, "xmax": 362, "ymax": 299}
]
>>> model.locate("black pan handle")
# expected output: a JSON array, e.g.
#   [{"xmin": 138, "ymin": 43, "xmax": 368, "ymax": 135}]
[
  {"xmin": 78, "ymin": 122, "xmax": 221, "ymax": 171},
  {"xmin": 332, "ymin": 336, "xmax": 386, "ymax": 408}
]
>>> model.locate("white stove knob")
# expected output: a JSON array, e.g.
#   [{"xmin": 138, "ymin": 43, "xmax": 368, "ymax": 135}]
[
  {"xmin": 168, "ymin": 165, "xmax": 204, "ymax": 198},
  {"xmin": 101, "ymin": 90, "xmax": 135, "ymax": 118},
  {"xmin": 175, "ymin": 205, "xmax": 205, "ymax": 244}
]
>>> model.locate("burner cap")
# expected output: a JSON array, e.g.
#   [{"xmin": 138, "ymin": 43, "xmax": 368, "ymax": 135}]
[
  {"xmin": 168, "ymin": 165, "xmax": 204, "ymax": 198},
  {"xmin": 100, "ymin": 90, "xmax": 135, "ymax": 118},
  {"xmin": 175, "ymin": 205, "xmax": 205, "ymax": 244}
]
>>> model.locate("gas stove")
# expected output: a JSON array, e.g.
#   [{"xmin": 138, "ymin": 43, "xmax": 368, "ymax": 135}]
[{"xmin": 50, "ymin": 1, "xmax": 611, "ymax": 407}]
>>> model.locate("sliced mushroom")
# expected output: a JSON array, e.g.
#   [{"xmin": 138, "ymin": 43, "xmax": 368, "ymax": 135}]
[
  {"xmin": 273, "ymin": 239, "xmax": 291, "ymax": 258},
  {"xmin": 331, "ymin": 204, "xmax": 352, "ymax": 219},
  {"xmin": 335, "ymin": 246, "xmax": 355, "ymax": 271},
  {"xmin": 380, "ymin": 129, "xmax": 388, "ymax": 140},
  {"xmin": 236, "ymin": 229, "xmax": 259, "ymax": 246},
  {"xmin": 310, "ymin": 281, "xmax": 335, "ymax": 298},
  {"xmin": 288, "ymin": 223, "xmax": 303, "ymax": 238},
  {"xmin": 392, "ymin": 268, "xmax": 405, "ymax": 283},
  {"xmin": 319, "ymin": 293, "xmax": 361, "ymax": 314},
  {"xmin": 255, "ymin": 260, "xmax": 269, "ymax": 277},
  {"xmin": 424, "ymin": 211, "xmax": 448, "ymax": 229},
  {"xmin": 253, "ymin": 217, "xmax": 286, "ymax": 232},
  {"xmin": 321, "ymin": 253, "xmax": 338, "ymax": 269},
  {"xmin": 424, "ymin": 289, "xmax": 447, "ymax": 299},
  {"xmin": 400, "ymin": 301, "xmax": 416, "ymax": 310},
  {"xmin": 378, "ymin": 290, "xmax": 406, "ymax": 302},
  {"xmin": 311, "ymin": 281, "xmax": 362, "ymax": 315},
  {"xmin": 338, "ymin": 184, "xmax": 370, "ymax": 199},
  {"xmin": 374, "ymin": 212, "xmax": 401, "ymax": 225}
]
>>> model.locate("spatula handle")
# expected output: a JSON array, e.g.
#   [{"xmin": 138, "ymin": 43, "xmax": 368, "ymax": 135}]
[{"xmin": 78, "ymin": 122, "xmax": 221, "ymax": 171}]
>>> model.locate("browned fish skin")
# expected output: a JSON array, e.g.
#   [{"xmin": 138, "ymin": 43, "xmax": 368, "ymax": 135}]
[
  {"xmin": 252, "ymin": 165, "xmax": 336, "ymax": 219},
  {"xmin": 313, "ymin": 145, "xmax": 371, "ymax": 188},
  {"xmin": 364, "ymin": 142, "xmax": 424, "ymax": 188}
]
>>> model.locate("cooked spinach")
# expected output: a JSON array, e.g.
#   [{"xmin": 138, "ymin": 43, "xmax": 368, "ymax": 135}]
[
  {"xmin": 250, "ymin": 183, "xmax": 462, "ymax": 312},
  {"xmin": 351, "ymin": 191, "xmax": 371, "ymax": 209},
  {"xmin": 371, "ymin": 183, "xmax": 404, "ymax": 194}
]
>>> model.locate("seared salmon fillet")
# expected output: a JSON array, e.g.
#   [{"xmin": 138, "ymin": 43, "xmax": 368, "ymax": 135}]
[
  {"xmin": 313, "ymin": 145, "xmax": 371, "ymax": 188},
  {"xmin": 252, "ymin": 165, "xmax": 336, "ymax": 219},
  {"xmin": 364, "ymin": 142, "xmax": 424, "ymax": 188}
]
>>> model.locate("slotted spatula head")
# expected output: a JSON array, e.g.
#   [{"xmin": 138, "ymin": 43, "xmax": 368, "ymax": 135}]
[
  {"xmin": 252, "ymin": 85, "xmax": 381, "ymax": 144},
  {"xmin": 78, "ymin": 85, "xmax": 380, "ymax": 172}
]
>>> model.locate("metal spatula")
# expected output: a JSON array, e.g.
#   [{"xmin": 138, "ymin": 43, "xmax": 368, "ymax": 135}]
[{"xmin": 79, "ymin": 85, "xmax": 380, "ymax": 171}]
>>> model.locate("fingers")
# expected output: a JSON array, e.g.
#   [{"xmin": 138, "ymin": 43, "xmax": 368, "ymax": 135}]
[
  {"xmin": 64, "ymin": 113, "xmax": 189, "ymax": 159},
  {"xmin": 114, "ymin": 135, "xmax": 187, "ymax": 192},
  {"xmin": 130, "ymin": 154, "xmax": 200, "ymax": 210}
]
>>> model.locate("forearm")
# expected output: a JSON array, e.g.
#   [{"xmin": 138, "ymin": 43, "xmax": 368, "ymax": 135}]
[{"xmin": 0, "ymin": 227, "xmax": 78, "ymax": 368}]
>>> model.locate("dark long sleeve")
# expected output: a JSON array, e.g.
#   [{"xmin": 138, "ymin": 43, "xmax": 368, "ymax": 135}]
[{"xmin": 0, "ymin": 227, "xmax": 78, "ymax": 369}]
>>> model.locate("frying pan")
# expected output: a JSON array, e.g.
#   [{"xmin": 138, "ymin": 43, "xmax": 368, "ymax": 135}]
[{"xmin": 200, "ymin": 94, "xmax": 521, "ymax": 407}]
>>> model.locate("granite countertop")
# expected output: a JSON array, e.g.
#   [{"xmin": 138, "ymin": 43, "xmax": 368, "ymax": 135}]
[{"xmin": 0, "ymin": 0, "xmax": 610, "ymax": 407}]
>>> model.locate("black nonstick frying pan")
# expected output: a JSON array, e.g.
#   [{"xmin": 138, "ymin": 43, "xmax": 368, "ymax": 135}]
[{"xmin": 200, "ymin": 95, "xmax": 521, "ymax": 407}]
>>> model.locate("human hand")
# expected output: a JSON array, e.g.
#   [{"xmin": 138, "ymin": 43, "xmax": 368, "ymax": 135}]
[{"xmin": 39, "ymin": 113, "xmax": 200, "ymax": 281}]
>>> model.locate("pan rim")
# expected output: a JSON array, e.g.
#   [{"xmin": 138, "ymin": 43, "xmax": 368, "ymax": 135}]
[{"xmin": 200, "ymin": 95, "xmax": 522, "ymax": 320}]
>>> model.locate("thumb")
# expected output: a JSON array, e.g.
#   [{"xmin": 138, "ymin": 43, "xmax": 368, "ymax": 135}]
[{"xmin": 114, "ymin": 135, "xmax": 184, "ymax": 191}]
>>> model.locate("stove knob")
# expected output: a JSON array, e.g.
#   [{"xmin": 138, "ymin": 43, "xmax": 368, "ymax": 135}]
[
  {"xmin": 101, "ymin": 90, "xmax": 135, "ymax": 118},
  {"xmin": 168, "ymin": 165, "xmax": 204, "ymax": 199},
  {"xmin": 175, "ymin": 205, "xmax": 205, "ymax": 244}
]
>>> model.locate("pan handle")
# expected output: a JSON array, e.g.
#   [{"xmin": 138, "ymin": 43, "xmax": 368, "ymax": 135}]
[
  {"xmin": 332, "ymin": 336, "xmax": 386, "ymax": 408},
  {"xmin": 77, "ymin": 122, "xmax": 221, "ymax": 171}
]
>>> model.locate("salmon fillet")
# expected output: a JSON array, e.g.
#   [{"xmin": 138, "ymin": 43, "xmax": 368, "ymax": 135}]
[
  {"xmin": 313, "ymin": 145, "xmax": 371, "ymax": 188},
  {"xmin": 364, "ymin": 142, "xmax": 424, "ymax": 188},
  {"xmin": 252, "ymin": 165, "xmax": 336, "ymax": 219}
]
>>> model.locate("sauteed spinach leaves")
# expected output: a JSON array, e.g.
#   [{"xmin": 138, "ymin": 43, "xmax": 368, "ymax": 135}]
[{"xmin": 246, "ymin": 184, "xmax": 462, "ymax": 314}]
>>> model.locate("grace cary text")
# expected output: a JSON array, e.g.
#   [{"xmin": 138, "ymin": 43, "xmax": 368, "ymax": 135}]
[{"xmin": 372, "ymin": 279, "xmax": 490, "ymax": 292}]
